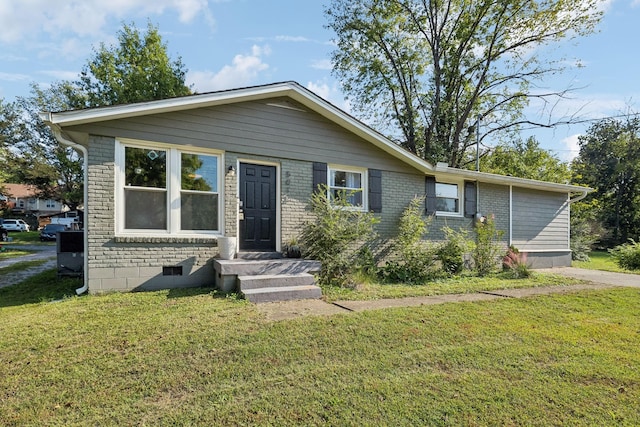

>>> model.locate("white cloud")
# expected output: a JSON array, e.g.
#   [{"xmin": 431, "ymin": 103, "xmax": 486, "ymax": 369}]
[
  {"xmin": 187, "ymin": 45, "xmax": 271, "ymax": 92},
  {"xmin": 0, "ymin": 0, "xmax": 212, "ymax": 44},
  {"xmin": 559, "ymin": 134, "xmax": 581, "ymax": 162},
  {"xmin": 275, "ymin": 35, "xmax": 310, "ymax": 42},
  {"xmin": 0, "ymin": 72, "xmax": 30, "ymax": 82},
  {"xmin": 306, "ymin": 80, "xmax": 351, "ymax": 113},
  {"xmin": 39, "ymin": 70, "xmax": 80, "ymax": 80},
  {"xmin": 311, "ymin": 59, "xmax": 332, "ymax": 70}
]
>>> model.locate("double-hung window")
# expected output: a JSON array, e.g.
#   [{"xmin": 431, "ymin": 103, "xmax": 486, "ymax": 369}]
[
  {"xmin": 118, "ymin": 139, "xmax": 222, "ymax": 235},
  {"xmin": 426, "ymin": 176, "xmax": 465, "ymax": 217},
  {"xmin": 328, "ymin": 165, "xmax": 366, "ymax": 209},
  {"xmin": 435, "ymin": 182, "xmax": 460, "ymax": 214}
]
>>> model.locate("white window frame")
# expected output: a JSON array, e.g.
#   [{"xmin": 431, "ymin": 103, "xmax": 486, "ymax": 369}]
[
  {"xmin": 115, "ymin": 138, "xmax": 224, "ymax": 237},
  {"xmin": 435, "ymin": 178, "xmax": 464, "ymax": 217},
  {"xmin": 327, "ymin": 164, "xmax": 368, "ymax": 211}
]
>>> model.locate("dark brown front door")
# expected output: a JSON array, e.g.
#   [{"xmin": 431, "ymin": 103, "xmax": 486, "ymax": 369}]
[{"xmin": 239, "ymin": 163, "xmax": 277, "ymax": 251}]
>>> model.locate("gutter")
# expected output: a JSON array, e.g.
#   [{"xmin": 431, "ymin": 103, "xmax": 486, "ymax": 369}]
[
  {"xmin": 568, "ymin": 189, "xmax": 589, "ymax": 204},
  {"xmin": 43, "ymin": 116, "xmax": 89, "ymax": 295}
]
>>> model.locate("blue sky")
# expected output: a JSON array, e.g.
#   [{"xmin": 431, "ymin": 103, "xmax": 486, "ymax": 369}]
[{"xmin": 1, "ymin": 0, "xmax": 638, "ymax": 162}]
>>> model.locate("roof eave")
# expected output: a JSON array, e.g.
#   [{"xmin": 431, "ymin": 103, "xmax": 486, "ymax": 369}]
[
  {"xmin": 41, "ymin": 81, "xmax": 435, "ymax": 174},
  {"xmin": 434, "ymin": 164, "xmax": 593, "ymax": 194}
]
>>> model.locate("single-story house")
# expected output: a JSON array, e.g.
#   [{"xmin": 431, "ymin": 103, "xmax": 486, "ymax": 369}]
[{"xmin": 41, "ymin": 81, "xmax": 590, "ymax": 295}]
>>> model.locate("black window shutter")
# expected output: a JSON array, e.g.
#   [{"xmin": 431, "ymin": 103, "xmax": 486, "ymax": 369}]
[
  {"xmin": 464, "ymin": 181, "xmax": 477, "ymax": 218},
  {"xmin": 312, "ymin": 162, "xmax": 327, "ymax": 193},
  {"xmin": 368, "ymin": 169, "xmax": 382, "ymax": 213},
  {"xmin": 425, "ymin": 176, "xmax": 436, "ymax": 214}
]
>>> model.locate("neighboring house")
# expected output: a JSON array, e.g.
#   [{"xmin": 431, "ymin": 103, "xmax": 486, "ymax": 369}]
[
  {"xmin": 1, "ymin": 183, "xmax": 66, "ymax": 216},
  {"xmin": 41, "ymin": 81, "xmax": 590, "ymax": 294}
]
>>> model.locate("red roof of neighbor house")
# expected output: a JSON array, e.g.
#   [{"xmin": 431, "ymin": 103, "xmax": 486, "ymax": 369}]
[{"xmin": 2, "ymin": 183, "xmax": 39, "ymax": 199}]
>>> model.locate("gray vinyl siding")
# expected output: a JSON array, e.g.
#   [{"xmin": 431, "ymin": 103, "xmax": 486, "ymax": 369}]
[
  {"xmin": 67, "ymin": 98, "xmax": 416, "ymax": 174},
  {"xmin": 511, "ymin": 187, "xmax": 569, "ymax": 251}
]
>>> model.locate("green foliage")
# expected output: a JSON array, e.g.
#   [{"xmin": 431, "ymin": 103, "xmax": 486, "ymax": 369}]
[
  {"xmin": 395, "ymin": 196, "xmax": 429, "ymax": 250},
  {"xmin": 502, "ymin": 246, "xmax": 532, "ymax": 279},
  {"xmin": 481, "ymin": 137, "xmax": 571, "ymax": 182},
  {"xmin": 572, "ymin": 117, "xmax": 640, "ymax": 245},
  {"xmin": 380, "ymin": 197, "xmax": 439, "ymax": 284},
  {"xmin": 473, "ymin": 215, "xmax": 505, "ymax": 276},
  {"xmin": 77, "ymin": 22, "xmax": 192, "ymax": 107},
  {"xmin": 570, "ymin": 199, "xmax": 604, "ymax": 261},
  {"xmin": 609, "ymin": 240, "xmax": 640, "ymax": 271},
  {"xmin": 325, "ymin": 0, "xmax": 603, "ymax": 167},
  {"xmin": 300, "ymin": 185, "xmax": 379, "ymax": 286},
  {"xmin": 3, "ymin": 22, "xmax": 192, "ymax": 208},
  {"xmin": 438, "ymin": 226, "xmax": 473, "ymax": 275}
]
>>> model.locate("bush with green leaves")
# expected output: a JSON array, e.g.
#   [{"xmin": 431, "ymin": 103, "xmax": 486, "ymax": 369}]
[
  {"xmin": 300, "ymin": 185, "xmax": 379, "ymax": 286},
  {"xmin": 380, "ymin": 197, "xmax": 439, "ymax": 284},
  {"xmin": 502, "ymin": 246, "xmax": 531, "ymax": 279},
  {"xmin": 609, "ymin": 239, "xmax": 640, "ymax": 271},
  {"xmin": 473, "ymin": 214, "xmax": 505, "ymax": 276},
  {"xmin": 570, "ymin": 199, "xmax": 603, "ymax": 261},
  {"xmin": 438, "ymin": 226, "xmax": 473, "ymax": 275}
]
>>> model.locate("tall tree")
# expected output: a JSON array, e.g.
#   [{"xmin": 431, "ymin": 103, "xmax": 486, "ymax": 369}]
[
  {"xmin": 481, "ymin": 136, "xmax": 570, "ymax": 183},
  {"xmin": 4, "ymin": 84, "xmax": 84, "ymax": 209},
  {"xmin": 76, "ymin": 22, "xmax": 191, "ymax": 107},
  {"xmin": 4, "ymin": 22, "xmax": 192, "ymax": 210},
  {"xmin": 325, "ymin": 0, "xmax": 603, "ymax": 167},
  {"xmin": 572, "ymin": 117, "xmax": 640, "ymax": 245}
]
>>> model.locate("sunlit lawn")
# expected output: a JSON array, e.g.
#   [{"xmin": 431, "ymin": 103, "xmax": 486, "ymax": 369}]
[
  {"xmin": 0, "ymin": 248, "xmax": 36, "ymax": 261},
  {"xmin": 321, "ymin": 271, "xmax": 586, "ymax": 302},
  {"xmin": 573, "ymin": 250, "xmax": 632, "ymax": 273},
  {"xmin": 3, "ymin": 231, "xmax": 51, "ymax": 246},
  {"xmin": 1, "ymin": 269, "xmax": 639, "ymax": 425}
]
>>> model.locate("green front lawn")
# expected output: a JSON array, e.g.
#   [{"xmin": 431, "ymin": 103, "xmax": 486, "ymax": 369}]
[
  {"xmin": 1, "ymin": 270, "xmax": 638, "ymax": 425},
  {"xmin": 573, "ymin": 250, "xmax": 632, "ymax": 273},
  {"xmin": 322, "ymin": 271, "xmax": 584, "ymax": 301},
  {"xmin": 3, "ymin": 231, "xmax": 51, "ymax": 245},
  {"xmin": 0, "ymin": 248, "xmax": 35, "ymax": 261}
]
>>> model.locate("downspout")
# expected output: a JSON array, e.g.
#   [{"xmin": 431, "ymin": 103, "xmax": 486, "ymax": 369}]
[
  {"xmin": 49, "ymin": 124, "xmax": 89, "ymax": 295},
  {"xmin": 568, "ymin": 189, "xmax": 589, "ymax": 204}
]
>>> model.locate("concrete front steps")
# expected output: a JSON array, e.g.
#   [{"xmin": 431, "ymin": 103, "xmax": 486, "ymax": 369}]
[{"xmin": 213, "ymin": 252, "xmax": 322, "ymax": 303}]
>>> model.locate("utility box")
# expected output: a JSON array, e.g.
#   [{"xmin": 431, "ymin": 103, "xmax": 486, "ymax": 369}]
[{"xmin": 57, "ymin": 231, "xmax": 84, "ymax": 277}]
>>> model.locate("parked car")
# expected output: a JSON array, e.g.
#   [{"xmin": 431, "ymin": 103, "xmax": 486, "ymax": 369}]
[
  {"xmin": 0, "ymin": 224, "xmax": 7, "ymax": 241},
  {"xmin": 39, "ymin": 223, "xmax": 68, "ymax": 241},
  {"xmin": 1, "ymin": 219, "xmax": 30, "ymax": 232}
]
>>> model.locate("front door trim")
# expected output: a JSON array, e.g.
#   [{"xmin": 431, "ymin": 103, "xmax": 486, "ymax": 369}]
[{"xmin": 236, "ymin": 158, "xmax": 281, "ymax": 252}]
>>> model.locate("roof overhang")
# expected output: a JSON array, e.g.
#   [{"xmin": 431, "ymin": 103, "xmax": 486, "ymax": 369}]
[
  {"xmin": 39, "ymin": 81, "xmax": 434, "ymax": 175},
  {"xmin": 434, "ymin": 163, "xmax": 592, "ymax": 196},
  {"xmin": 40, "ymin": 81, "xmax": 592, "ymax": 197}
]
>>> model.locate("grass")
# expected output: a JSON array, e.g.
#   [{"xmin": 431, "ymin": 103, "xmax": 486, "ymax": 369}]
[
  {"xmin": 0, "ymin": 248, "xmax": 36, "ymax": 261},
  {"xmin": 0, "ymin": 259, "xmax": 48, "ymax": 275},
  {"xmin": 0, "ymin": 269, "xmax": 80, "ymax": 307},
  {"xmin": 321, "ymin": 271, "xmax": 585, "ymax": 302},
  {"xmin": 573, "ymin": 250, "xmax": 633, "ymax": 273},
  {"xmin": 3, "ymin": 231, "xmax": 51, "ymax": 246},
  {"xmin": 1, "ymin": 270, "xmax": 639, "ymax": 425}
]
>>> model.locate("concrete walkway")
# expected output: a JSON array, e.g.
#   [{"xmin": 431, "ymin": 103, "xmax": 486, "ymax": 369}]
[
  {"xmin": 257, "ymin": 268, "xmax": 640, "ymax": 321},
  {"xmin": 536, "ymin": 267, "xmax": 640, "ymax": 288}
]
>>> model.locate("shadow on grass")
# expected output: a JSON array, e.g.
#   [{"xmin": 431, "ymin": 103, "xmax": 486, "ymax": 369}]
[
  {"xmin": 0, "ymin": 268, "xmax": 82, "ymax": 308},
  {"xmin": 166, "ymin": 286, "xmax": 244, "ymax": 301},
  {"xmin": 0, "ymin": 267, "xmax": 242, "ymax": 308}
]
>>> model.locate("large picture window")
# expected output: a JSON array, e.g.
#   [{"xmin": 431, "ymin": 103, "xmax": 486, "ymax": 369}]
[
  {"xmin": 118, "ymin": 140, "xmax": 222, "ymax": 235},
  {"xmin": 328, "ymin": 166, "xmax": 366, "ymax": 209}
]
